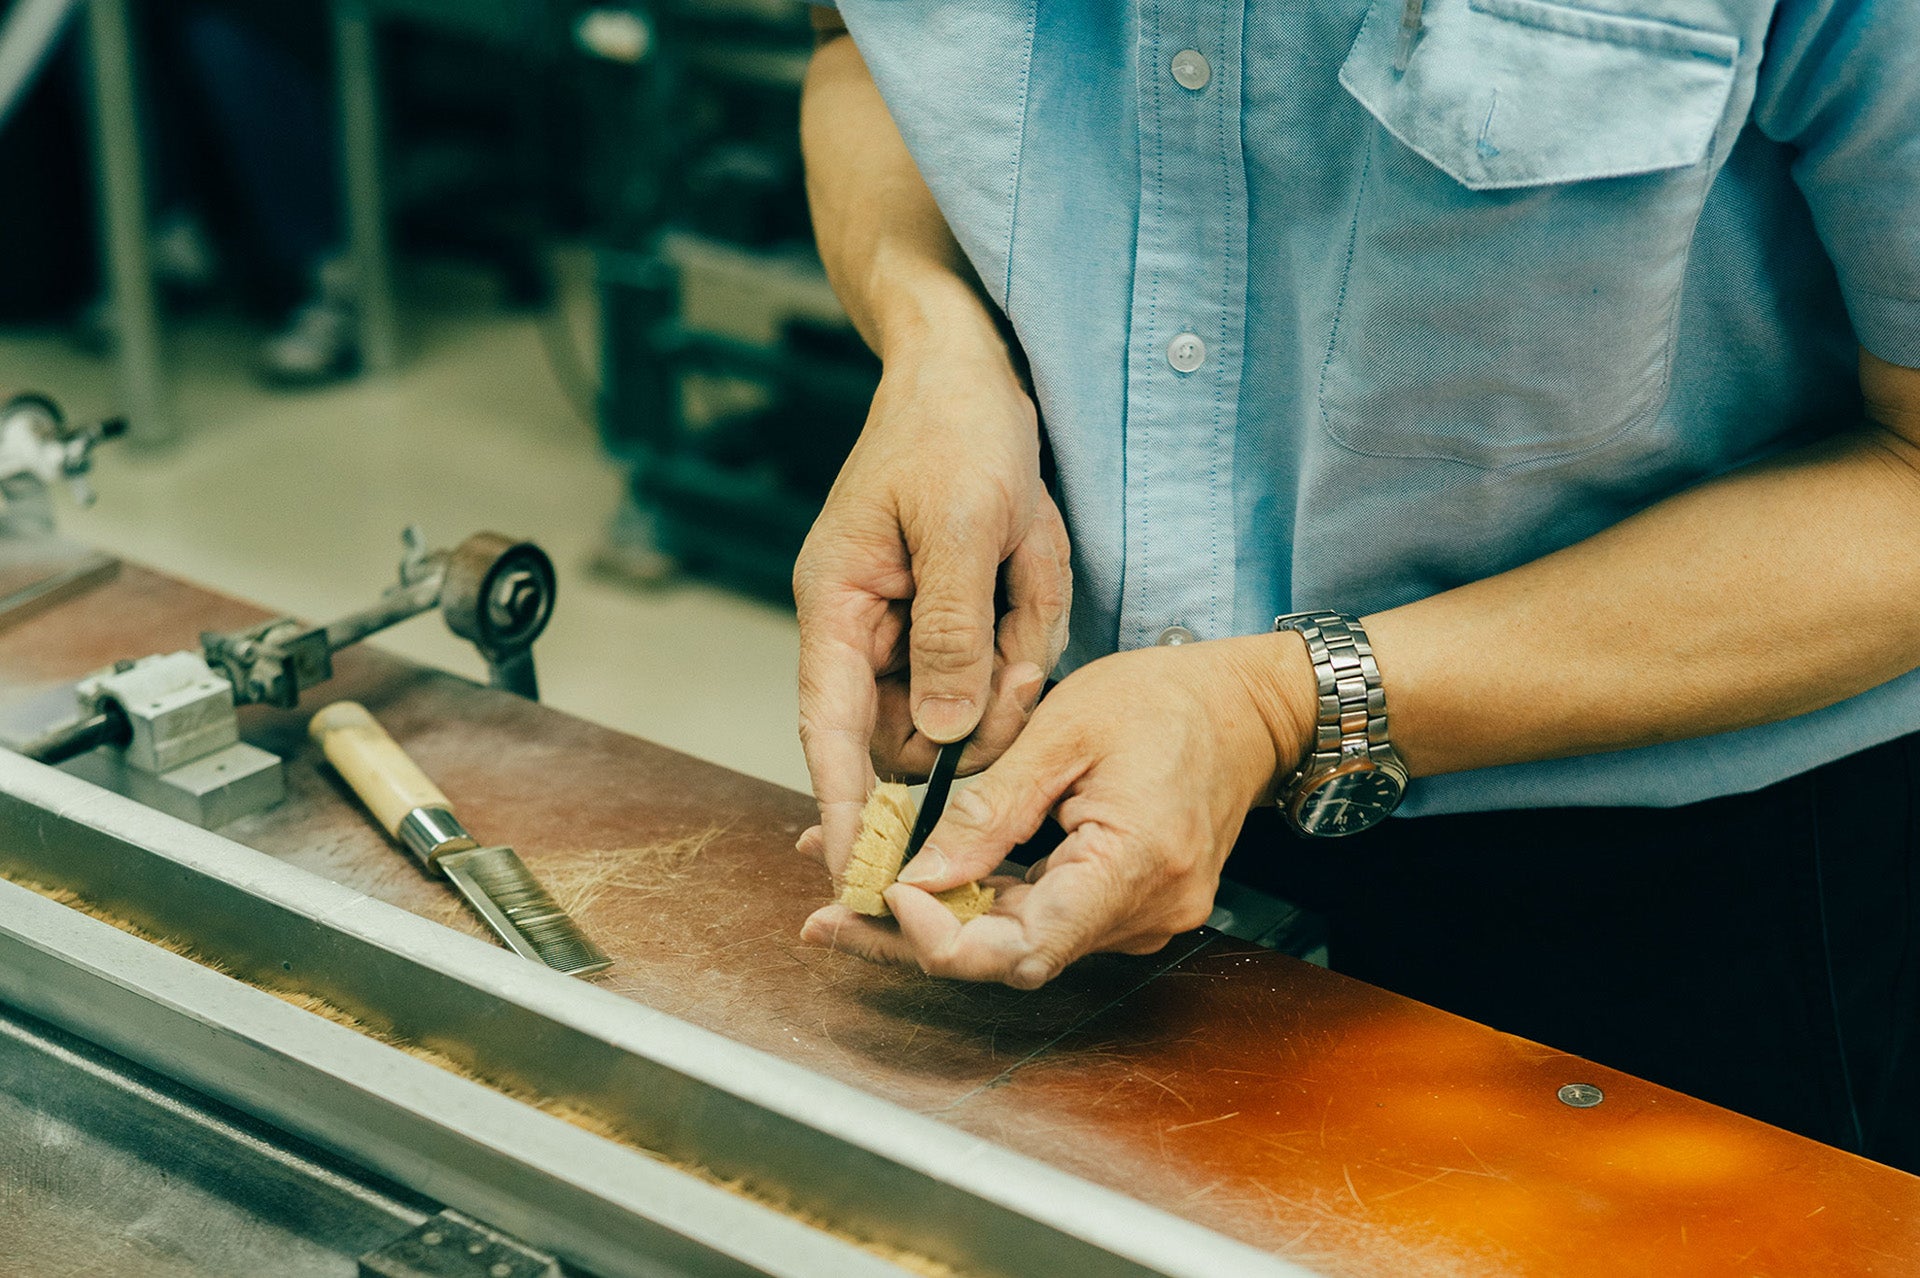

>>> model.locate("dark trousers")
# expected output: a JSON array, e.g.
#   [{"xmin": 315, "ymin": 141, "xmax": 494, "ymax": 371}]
[{"xmin": 1231, "ymin": 734, "xmax": 1920, "ymax": 1174}]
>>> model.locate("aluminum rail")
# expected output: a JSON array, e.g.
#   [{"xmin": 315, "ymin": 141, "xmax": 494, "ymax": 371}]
[
  {"xmin": 0, "ymin": 1001, "xmax": 434, "ymax": 1276},
  {"xmin": 0, "ymin": 752, "xmax": 1313, "ymax": 1278}
]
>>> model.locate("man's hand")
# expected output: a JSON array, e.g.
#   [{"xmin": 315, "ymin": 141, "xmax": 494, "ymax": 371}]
[
  {"xmin": 797, "ymin": 26, "xmax": 1071, "ymax": 870},
  {"xmin": 794, "ymin": 335, "xmax": 1071, "ymax": 867},
  {"xmin": 799, "ymin": 634, "xmax": 1315, "ymax": 987}
]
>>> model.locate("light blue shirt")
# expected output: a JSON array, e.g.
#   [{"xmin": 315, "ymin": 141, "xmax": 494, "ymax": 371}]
[{"xmin": 826, "ymin": 0, "xmax": 1920, "ymax": 814}]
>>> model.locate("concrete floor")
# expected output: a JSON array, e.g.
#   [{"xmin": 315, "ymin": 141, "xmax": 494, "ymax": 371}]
[{"xmin": 0, "ymin": 270, "xmax": 812, "ymax": 796}]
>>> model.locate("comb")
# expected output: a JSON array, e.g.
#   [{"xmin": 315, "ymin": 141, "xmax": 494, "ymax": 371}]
[{"xmin": 309, "ymin": 701, "xmax": 611, "ymax": 977}]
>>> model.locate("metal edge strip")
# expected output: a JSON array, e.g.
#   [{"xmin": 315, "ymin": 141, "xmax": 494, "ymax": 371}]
[
  {"xmin": 0, "ymin": 751, "xmax": 1316, "ymax": 1278},
  {"xmin": 0, "ymin": 879, "xmax": 908, "ymax": 1278}
]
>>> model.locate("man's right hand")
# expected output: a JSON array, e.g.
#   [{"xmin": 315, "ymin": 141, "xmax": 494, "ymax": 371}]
[{"xmin": 794, "ymin": 332, "xmax": 1070, "ymax": 868}]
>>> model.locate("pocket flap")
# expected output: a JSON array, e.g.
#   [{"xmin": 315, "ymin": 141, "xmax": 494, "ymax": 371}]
[{"xmin": 1339, "ymin": 0, "xmax": 1739, "ymax": 190}]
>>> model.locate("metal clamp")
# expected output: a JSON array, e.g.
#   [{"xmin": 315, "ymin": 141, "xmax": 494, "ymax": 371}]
[
  {"xmin": 201, "ymin": 528, "xmax": 556, "ymax": 708},
  {"xmin": 9, "ymin": 529, "xmax": 555, "ymax": 828},
  {"xmin": 61, "ymin": 651, "xmax": 287, "ymax": 827}
]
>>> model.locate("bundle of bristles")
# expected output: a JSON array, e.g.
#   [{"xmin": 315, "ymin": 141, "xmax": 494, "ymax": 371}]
[
  {"xmin": 425, "ymin": 828, "xmax": 721, "ymax": 950},
  {"xmin": 836, "ymin": 782, "xmax": 994, "ymax": 922}
]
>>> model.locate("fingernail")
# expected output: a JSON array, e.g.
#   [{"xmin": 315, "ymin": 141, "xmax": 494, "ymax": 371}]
[
  {"xmin": 897, "ymin": 847, "xmax": 948, "ymax": 885},
  {"xmin": 916, "ymin": 696, "xmax": 976, "ymax": 742},
  {"xmin": 1009, "ymin": 663, "xmax": 1046, "ymax": 705}
]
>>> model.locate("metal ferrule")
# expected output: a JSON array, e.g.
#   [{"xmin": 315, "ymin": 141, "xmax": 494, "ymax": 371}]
[{"xmin": 396, "ymin": 806, "xmax": 476, "ymax": 867}]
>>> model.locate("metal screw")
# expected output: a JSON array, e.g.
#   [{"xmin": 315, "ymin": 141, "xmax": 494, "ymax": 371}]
[
  {"xmin": 1557, "ymin": 1082, "xmax": 1604, "ymax": 1108},
  {"xmin": 486, "ymin": 569, "xmax": 542, "ymax": 632}
]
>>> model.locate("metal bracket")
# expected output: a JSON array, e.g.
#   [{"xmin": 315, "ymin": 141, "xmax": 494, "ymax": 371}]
[
  {"xmin": 201, "ymin": 620, "xmax": 335, "ymax": 710},
  {"xmin": 358, "ymin": 1210, "xmax": 560, "ymax": 1278},
  {"xmin": 69, "ymin": 651, "xmax": 286, "ymax": 828}
]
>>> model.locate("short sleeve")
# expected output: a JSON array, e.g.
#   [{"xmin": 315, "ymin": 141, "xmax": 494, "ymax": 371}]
[{"xmin": 1753, "ymin": 0, "xmax": 1920, "ymax": 366}]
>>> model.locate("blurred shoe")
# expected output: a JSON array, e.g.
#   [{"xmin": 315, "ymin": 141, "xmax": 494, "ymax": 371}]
[{"xmin": 257, "ymin": 294, "xmax": 361, "ymax": 388}]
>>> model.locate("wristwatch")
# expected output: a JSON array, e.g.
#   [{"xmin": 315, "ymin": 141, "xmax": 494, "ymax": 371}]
[{"xmin": 1271, "ymin": 611, "xmax": 1408, "ymax": 837}]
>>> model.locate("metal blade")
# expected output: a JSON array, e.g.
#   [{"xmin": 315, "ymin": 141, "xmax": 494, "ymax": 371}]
[
  {"xmin": 439, "ymin": 846, "xmax": 612, "ymax": 977},
  {"xmin": 903, "ymin": 740, "xmax": 964, "ymax": 864}
]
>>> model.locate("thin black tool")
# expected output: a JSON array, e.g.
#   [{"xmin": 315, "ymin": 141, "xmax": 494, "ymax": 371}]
[
  {"xmin": 903, "ymin": 740, "xmax": 964, "ymax": 863},
  {"xmin": 19, "ymin": 703, "xmax": 130, "ymax": 766}
]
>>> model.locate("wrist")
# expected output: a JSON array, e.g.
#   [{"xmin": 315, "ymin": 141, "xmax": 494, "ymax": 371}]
[
  {"xmin": 868, "ymin": 254, "xmax": 1019, "ymax": 378},
  {"xmin": 1217, "ymin": 632, "xmax": 1319, "ymax": 805}
]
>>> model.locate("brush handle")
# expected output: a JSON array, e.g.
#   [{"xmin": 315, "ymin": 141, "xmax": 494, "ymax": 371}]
[{"xmin": 309, "ymin": 701, "xmax": 454, "ymax": 838}]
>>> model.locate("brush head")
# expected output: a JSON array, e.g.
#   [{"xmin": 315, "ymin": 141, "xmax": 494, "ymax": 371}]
[
  {"xmin": 836, "ymin": 784, "xmax": 995, "ymax": 923},
  {"xmin": 440, "ymin": 845, "xmax": 612, "ymax": 977}
]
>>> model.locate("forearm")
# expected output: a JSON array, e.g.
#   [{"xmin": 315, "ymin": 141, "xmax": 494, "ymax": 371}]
[
  {"xmin": 801, "ymin": 20, "xmax": 1009, "ymax": 370},
  {"xmin": 1357, "ymin": 365, "xmax": 1920, "ymax": 777}
]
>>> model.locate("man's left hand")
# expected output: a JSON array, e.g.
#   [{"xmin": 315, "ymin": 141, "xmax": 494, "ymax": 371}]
[{"xmin": 798, "ymin": 634, "xmax": 1314, "ymax": 987}]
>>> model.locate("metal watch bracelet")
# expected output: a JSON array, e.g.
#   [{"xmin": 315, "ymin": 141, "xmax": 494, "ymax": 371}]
[
  {"xmin": 1270, "ymin": 611, "xmax": 1407, "ymax": 835},
  {"xmin": 1275, "ymin": 611, "xmax": 1388, "ymax": 758}
]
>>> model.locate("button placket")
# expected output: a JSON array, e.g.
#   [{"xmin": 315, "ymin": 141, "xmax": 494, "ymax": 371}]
[{"xmin": 1118, "ymin": 3, "xmax": 1248, "ymax": 653}]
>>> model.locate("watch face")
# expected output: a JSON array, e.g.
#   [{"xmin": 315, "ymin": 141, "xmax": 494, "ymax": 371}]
[{"xmin": 1293, "ymin": 766, "xmax": 1404, "ymax": 837}]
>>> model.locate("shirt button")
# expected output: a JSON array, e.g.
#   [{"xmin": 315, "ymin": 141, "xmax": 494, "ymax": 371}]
[
  {"xmin": 1167, "ymin": 332, "xmax": 1207, "ymax": 374},
  {"xmin": 1156, "ymin": 625, "xmax": 1197, "ymax": 646},
  {"xmin": 1171, "ymin": 50, "xmax": 1211, "ymax": 91}
]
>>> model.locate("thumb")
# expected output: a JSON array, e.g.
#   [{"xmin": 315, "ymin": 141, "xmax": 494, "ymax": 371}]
[{"xmin": 897, "ymin": 721, "xmax": 1080, "ymax": 891}]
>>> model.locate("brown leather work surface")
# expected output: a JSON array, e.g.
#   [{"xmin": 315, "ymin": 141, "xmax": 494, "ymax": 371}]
[{"xmin": 2, "ymin": 562, "xmax": 1916, "ymax": 1275}]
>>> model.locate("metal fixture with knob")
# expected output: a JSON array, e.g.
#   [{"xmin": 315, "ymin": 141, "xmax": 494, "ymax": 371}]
[
  {"xmin": 0, "ymin": 393, "xmax": 128, "ymax": 632},
  {"xmin": 8, "ymin": 528, "xmax": 557, "ymax": 826},
  {"xmin": 0, "ymin": 392, "xmax": 127, "ymax": 535}
]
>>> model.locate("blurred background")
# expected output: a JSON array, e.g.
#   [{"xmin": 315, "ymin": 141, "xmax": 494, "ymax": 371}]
[{"xmin": 0, "ymin": 0, "xmax": 871, "ymax": 793}]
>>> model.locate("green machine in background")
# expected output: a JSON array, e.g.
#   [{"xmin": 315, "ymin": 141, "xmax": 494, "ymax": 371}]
[{"xmin": 578, "ymin": 0, "xmax": 878, "ymax": 603}]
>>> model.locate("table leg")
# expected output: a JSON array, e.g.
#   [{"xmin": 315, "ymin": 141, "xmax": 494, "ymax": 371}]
[
  {"xmin": 332, "ymin": 0, "xmax": 399, "ymax": 374},
  {"xmin": 81, "ymin": 0, "xmax": 174, "ymax": 447}
]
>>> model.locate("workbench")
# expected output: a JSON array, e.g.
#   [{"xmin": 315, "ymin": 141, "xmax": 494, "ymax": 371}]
[{"xmin": 1, "ymin": 556, "xmax": 1916, "ymax": 1276}]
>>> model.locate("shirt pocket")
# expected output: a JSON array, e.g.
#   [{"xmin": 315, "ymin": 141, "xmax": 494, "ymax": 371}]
[{"xmin": 1318, "ymin": 0, "xmax": 1739, "ymax": 469}]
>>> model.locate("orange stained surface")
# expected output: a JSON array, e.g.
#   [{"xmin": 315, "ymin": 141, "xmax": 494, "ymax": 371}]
[
  {"xmin": 0, "ymin": 561, "xmax": 1916, "ymax": 1277},
  {"xmin": 948, "ymin": 944, "xmax": 1920, "ymax": 1276}
]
